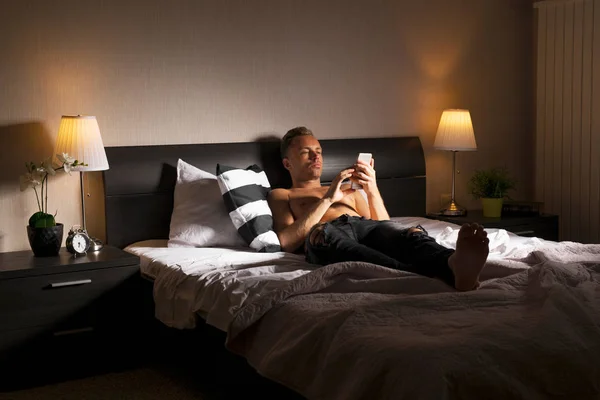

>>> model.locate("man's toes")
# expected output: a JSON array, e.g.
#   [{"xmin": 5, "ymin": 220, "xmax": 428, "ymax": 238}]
[
  {"xmin": 458, "ymin": 223, "xmax": 475, "ymax": 238},
  {"xmin": 472, "ymin": 223, "xmax": 483, "ymax": 232}
]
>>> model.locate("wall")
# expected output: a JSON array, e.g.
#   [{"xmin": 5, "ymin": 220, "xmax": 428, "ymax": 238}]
[
  {"xmin": 0, "ymin": 0, "xmax": 534, "ymax": 252},
  {"xmin": 535, "ymin": 0, "xmax": 600, "ymax": 244}
]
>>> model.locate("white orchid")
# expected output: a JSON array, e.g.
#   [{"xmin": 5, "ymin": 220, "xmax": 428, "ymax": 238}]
[
  {"xmin": 57, "ymin": 153, "xmax": 76, "ymax": 164},
  {"xmin": 57, "ymin": 153, "xmax": 77, "ymax": 175},
  {"xmin": 20, "ymin": 153, "xmax": 87, "ymax": 226},
  {"xmin": 63, "ymin": 163, "xmax": 72, "ymax": 175},
  {"xmin": 42, "ymin": 157, "xmax": 56, "ymax": 176},
  {"xmin": 19, "ymin": 172, "xmax": 43, "ymax": 191}
]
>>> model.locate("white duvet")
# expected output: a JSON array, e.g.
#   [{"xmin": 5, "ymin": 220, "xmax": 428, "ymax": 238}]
[
  {"xmin": 226, "ymin": 260, "xmax": 600, "ymax": 400},
  {"xmin": 125, "ymin": 217, "xmax": 461, "ymax": 330},
  {"xmin": 125, "ymin": 217, "xmax": 600, "ymax": 399},
  {"xmin": 125, "ymin": 217, "xmax": 600, "ymax": 333},
  {"xmin": 125, "ymin": 243, "xmax": 317, "ymax": 331}
]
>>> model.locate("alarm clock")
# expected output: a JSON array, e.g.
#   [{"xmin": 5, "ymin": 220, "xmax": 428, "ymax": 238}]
[{"xmin": 66, "ymin": 226, "xmax": 91, "ymax": 256}]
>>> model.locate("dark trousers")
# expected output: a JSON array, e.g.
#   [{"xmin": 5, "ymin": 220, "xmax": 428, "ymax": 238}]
[{"xmin": 305, "ymin": 215, "xmax": 456, "ymax": 287}]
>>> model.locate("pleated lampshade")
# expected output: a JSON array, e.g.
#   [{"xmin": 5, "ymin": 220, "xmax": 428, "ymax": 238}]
[
  {"xmin": 433, "ymin": 109, "xmax": 477, "ymax": 151},
  {"xmin": 54, "ymin": 115, "xmax": 109, "ymax": 171}
]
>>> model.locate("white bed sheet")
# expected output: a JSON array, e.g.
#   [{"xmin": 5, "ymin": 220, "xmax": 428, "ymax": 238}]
[
  {"xmin": 125, "ymin": 241, "xmax": 322, "ymax": 331},
  {"xmin": 124, "ymin": 216, "xmax": 564, "ymax": 333}
]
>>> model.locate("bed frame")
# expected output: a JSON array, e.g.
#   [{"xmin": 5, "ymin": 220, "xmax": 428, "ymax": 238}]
[
  {"xmin": 101, "ymin": 136, "xmax": 427, "ymax": 395},
  {"xmin": 103, "ymin": 136, "xmax": 427, "ymax": 249}
]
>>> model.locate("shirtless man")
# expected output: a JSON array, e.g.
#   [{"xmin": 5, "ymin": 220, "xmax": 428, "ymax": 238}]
[{"xmin": 267, "ymin": 126, "xmax": 490, "ymax": 291}]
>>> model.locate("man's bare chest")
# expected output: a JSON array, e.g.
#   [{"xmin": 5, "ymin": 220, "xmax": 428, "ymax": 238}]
[
  {"xmin": 288, "ymin": 187, "xmax": 355, "ymax": 217},
  {"xmin": 289, "ymin": 190, "xmax": 326, "ymax": 216}
]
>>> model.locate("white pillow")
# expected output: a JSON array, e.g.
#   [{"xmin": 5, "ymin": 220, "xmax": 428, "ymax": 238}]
[{"xmin": 168, "ymin": 159, "xmax": 247, "ymax": 248}]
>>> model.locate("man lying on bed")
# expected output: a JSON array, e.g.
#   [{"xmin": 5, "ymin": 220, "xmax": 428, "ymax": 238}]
[{"xmin": 268, "ymin": 126, "xmax": 490, "ymax": 291}]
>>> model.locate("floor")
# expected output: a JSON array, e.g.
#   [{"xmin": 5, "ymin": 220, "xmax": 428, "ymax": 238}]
[
  {"xmin": 0, "ymin": 366, "xmax": 211, "ymax": 400},
  {"xmin": 0, "ymin": 323, "xmax": 304, "ymax": 400},
  {"xmin": 0, "ymin": 362, "xmax": 302, "ymax": 400}
]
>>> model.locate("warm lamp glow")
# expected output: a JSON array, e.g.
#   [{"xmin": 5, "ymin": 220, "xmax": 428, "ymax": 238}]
[
  {"xmin": 54, "ymin": 114, "xmax": 108, "ymax": 251},
  {"xmin": 55, "ymin": 115, "xmax": 109, "ymax": 171},
  {"xmin": 434, "ymin": 109, "xmax": 477, "ymax": 151},
  {"xmin": 433, "ymin": 109, "xmax": 477, "ymax": 216}
]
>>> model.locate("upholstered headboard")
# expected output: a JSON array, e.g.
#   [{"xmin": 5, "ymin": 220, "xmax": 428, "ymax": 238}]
[{"xmin": 103, "ymin": 136, "xmax": 426, "ymax": 249}]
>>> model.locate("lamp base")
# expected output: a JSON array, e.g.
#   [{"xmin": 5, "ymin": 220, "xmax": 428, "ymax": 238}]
[
  {"xmin": 439, "ymin": 200, "xmax": 467, "ymax": 216},
  {"xmin": 89, "ymin": 237, "xmax": 104, "ymax": 252}
]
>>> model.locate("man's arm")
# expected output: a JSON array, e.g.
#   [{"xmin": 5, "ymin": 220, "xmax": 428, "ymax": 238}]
[
  {"xmin": 366, "ymin": 188, "xmax": 390, "ymax": 221},
  {"xmin": 268, "ymin": 167, "xmax": 356, "ymax": 253},
  {"xmin": 353, "ymin": 158, "xmax": 390, "ymax": 221},
  {"xmin": 268, "ymin": 189, "xmax": 334, "ymax": 253},
  {"xmin": 352, "ymin": 189, "xmax": 371, "ymax": 219}
]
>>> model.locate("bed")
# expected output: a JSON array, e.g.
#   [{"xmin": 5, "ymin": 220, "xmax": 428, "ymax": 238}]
[{"xmin": 103, "ymin": 136, "xmax": 600, "ymax": 400}]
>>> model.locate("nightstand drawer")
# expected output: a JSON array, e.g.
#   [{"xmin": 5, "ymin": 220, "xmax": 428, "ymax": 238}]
[
  {"xmin": 0, "ymin": 325, "xmax": 51, "ymax": 356},
  {"xmin": 0, "ymin": 324, "xmax": 97, "ymax": 357},
  {"xmin": 0, "ymin": 265, "xmax": 139, "ymax": 331}
]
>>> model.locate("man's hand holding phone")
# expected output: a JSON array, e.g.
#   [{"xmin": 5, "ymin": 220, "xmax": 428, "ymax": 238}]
[
  {"xmin": 351, "ymin": 153, "xmax": 378, "ymax": 195},
  {"xmin": 324, "ymin": 167, "xmax": 356, "ymax": 204}
]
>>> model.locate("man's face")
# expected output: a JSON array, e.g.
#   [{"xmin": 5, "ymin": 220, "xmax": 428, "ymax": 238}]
[{"xmin": 284, "ymin": 135, "xmax": 323, "ymax": 180}]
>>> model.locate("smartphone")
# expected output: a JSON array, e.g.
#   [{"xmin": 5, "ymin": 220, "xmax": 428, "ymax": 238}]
[{"xmin": 351, "ymin": 153, "xmax": 372, "ymax": 190}]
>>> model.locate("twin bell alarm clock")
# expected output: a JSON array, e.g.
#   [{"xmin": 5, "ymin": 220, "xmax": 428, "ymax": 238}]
[{"xmin": 66, "ymin": 225, "xmax": 91, "ymax": 256}]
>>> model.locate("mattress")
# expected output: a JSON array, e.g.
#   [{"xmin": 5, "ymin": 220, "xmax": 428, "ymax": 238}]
[{"xmin": 123, "ymin": 217, "xmax": 539, "ymax": 332}]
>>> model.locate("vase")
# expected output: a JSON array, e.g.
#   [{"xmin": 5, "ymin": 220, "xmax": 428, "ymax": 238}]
[
  {"xmin": 27, "ymin": 223, "xmax": 64, "ymax": 257},
  {"xmin": 481, "ymin": 198, "xmax": 503, "ymax": 218}
]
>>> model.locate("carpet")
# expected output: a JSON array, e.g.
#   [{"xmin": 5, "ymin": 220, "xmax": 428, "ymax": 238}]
[
  {"xmin": 0, "ymin": 364, "xmax": 303, "ymax": 400},
  {"xmin": 0, "ymin": 367, "xmax": 210, "ymax": 400}
]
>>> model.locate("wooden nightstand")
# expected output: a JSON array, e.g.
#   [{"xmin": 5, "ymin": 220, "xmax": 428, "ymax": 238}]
[
  {"xmin": 0, "ymin": 245, "xmax": 143, "ymax": 391},
  {"xmin": 426, "ymin": 210, "xmax": 559, "ymax": 241}
]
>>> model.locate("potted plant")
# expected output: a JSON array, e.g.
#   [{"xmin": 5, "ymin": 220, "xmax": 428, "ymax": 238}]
[
  {"xmin": 20, "ymin": 153, "xmax": 86, "ymax": 257},
  {"xmin": 467, "ymin": 167, "xmax": 517, "ymax": 218}
]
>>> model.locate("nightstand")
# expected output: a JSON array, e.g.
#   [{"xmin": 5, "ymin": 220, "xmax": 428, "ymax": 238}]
[
  {"xmin": 0, "ymin": 245, "xmax": 143, "ymax": 391},
  {"xmin": 426, "ymin": 210, "xmax": 559, "ymax": 241}
]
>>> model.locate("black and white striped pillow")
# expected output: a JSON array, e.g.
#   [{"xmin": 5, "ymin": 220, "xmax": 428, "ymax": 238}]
[{"xmin": 216, "ymin": 164, "xmax": 281, "ymax": 252}]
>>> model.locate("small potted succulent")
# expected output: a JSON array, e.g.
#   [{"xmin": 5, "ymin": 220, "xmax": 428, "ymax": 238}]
[
  {"xmin": 20, "ymin": 153, "xmax": 86, "ymax": 256},
  {"xmin": 467, "ymin": 167, "xmax": 517, "ymax": 218}
]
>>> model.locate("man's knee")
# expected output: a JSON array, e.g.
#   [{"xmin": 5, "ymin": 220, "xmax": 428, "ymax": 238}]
[
  {"xmin": 309, "ymin": 224, "xmax": 327, "ymax": 246},
  {"xmin": 408, "ymin": 224, "xmax": 429, "ymax": 237}
]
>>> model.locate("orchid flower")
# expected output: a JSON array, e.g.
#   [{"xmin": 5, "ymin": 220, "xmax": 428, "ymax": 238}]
[
  {"xmin": 42, "ymin": 157, "xmax": 56, "ymax": 176},
  {"xmin": 21, "ymin": 152, "xmax": 86, "ymax": 218},
  {"xmin": 57, "ymin": 153, "xmax": 77, "ymax": 174},
  {"xmin": 19, "ymin": 172, "xmax": 42, "ymax": 192},
  {"xmin": 57, "ymin": 153, "xmax": 76, "ymax": 164}
]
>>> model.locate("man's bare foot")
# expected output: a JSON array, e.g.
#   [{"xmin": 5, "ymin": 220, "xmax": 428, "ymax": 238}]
[{"xmin": 448, "ymin": 223, "xmax": 490, "ymax": 291}]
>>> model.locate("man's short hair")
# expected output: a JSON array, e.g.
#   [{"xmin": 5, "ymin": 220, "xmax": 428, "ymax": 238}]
[{"xmin": 281, "ymin": 126, "xmax": 314, "ymax": 158}]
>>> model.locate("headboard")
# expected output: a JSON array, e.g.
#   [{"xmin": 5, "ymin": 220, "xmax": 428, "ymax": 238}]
[{"xmin": 103, "ymin": 136, "xmax": 426, "ymax": 249}]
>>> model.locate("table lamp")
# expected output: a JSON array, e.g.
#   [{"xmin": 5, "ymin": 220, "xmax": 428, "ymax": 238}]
[
  {"xmin": 433, "ymin": 109, "xmax": 477, "ymax": 216},
  {"xmin": 55, "ymin": 115, "xmax": 109, "ymax": 251}
]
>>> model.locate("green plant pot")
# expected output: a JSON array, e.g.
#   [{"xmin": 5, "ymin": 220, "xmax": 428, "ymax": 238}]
[{"xmin": 481, "ymin": 198, "xmax": 503, "ymax": 218}]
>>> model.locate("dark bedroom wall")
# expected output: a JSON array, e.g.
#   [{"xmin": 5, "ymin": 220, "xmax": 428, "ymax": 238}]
[{"xmin": 0, "ymin": 0, "xmax": 534, "ymax": 251}]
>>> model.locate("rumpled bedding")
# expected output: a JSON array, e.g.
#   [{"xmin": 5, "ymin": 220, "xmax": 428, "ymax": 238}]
[
  {"xmin": 126, "ymin": 219, "xmax": 600, "ymax": 399},
  {"xmin": 226, "ymin": 259, "xmax": 600, "ymax": 400}
]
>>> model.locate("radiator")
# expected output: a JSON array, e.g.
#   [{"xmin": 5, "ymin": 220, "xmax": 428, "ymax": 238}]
[{"xmin": 535, "ymin": 0, "xmax": 600, "ymax": 244}]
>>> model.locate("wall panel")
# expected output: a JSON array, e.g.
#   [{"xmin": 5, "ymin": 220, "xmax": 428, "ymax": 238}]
[{"xmin": 535, "ymin": 0, "xmax": 599, "ymax": 243}]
